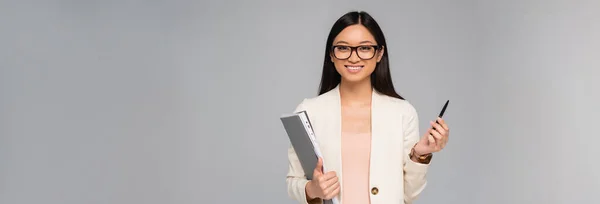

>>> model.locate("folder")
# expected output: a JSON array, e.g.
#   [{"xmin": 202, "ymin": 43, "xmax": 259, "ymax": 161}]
[{"xmin": 280, "ymin": 110, "xmax": 339, "ymax": 204}]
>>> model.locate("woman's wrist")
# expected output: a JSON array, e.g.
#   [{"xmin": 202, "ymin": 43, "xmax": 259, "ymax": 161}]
[
  {"xmin": 305, "ymin": 181, "xmax": 317, "ymax": 200},
  {"xmin": 410, "ymin": 144, "xmax": 433, "ymax": 164}
]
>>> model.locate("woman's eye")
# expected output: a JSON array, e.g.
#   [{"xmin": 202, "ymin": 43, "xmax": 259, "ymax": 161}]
[
  {"xmin": 337, "ymin": 46, "xmax": 350, "ymax": 51},
  {"xmin": 359, "ymin": 46, "xmax": 372, "ymax": 51}
]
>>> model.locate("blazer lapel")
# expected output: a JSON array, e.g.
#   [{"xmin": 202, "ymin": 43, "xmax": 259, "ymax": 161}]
[
  {"xmin": 326, "ymin": 85, "xmax": 343, "ymax": 201},
  {"xmin": 369, "ymin": 89, "xmax": 386, "ymax": 197}
]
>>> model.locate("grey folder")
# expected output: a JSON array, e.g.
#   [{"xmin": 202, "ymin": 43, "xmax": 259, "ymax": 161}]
[
  {"xmin": 280, "ymin": 111, "xmax": 338, "ymax": 204},
  {"xmin": 280, "ymin": 110, "xmax": 320, "ymax": 180}
]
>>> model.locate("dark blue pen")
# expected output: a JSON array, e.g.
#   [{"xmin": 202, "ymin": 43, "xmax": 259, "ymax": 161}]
[{"xmin": 431, "ymin": 100, "xmax": 449, "ymax": 135}]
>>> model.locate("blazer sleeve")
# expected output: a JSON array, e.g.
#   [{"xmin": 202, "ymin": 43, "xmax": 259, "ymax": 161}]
[
  {"xmin": 286, "ymin": 99, "xmax": 323, "ymax": 204},
  {"xmin": 402, "ymin": 105, "xmax": 430, "ymax": 204}
]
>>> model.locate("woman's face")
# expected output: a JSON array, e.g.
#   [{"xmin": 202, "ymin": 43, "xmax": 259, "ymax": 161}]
[{"xmin": 331, "ymin": 24, "xmax": 384, "ymax": 84}]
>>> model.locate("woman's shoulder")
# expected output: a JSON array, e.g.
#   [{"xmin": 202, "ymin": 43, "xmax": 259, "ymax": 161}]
[{"xmin": 293, "ymin": 92, "xmax": 333, "ymax": 112}]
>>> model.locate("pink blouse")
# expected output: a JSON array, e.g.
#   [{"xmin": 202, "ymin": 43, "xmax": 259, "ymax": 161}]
[{"xmin": 341, "ymin": 131, "xmax": 372, "ymax": 204}]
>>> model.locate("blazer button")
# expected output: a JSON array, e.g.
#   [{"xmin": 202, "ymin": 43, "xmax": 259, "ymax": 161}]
[{"xmin": 371, "ymin": 187, "xmax": 379, "ymax": 195}]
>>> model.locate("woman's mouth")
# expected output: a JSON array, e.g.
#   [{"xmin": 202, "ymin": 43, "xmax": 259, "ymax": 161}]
[{"xmin": 345, "ymin": 65, "xmax": 364, "ymax": 73}]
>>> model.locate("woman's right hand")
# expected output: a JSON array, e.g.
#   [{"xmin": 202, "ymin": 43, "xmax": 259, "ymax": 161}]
[{"xmin": 306, "ymin": 157, "xmax": 340, "ymax": 200}]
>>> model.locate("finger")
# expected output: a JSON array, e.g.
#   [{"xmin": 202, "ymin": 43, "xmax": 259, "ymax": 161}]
[
  {"xmin": 430, "ymin": 120, "xmax": 438, "ymax": 134},
  {"xmin": 437, "ymin": 117, "xmax": 450, "ymax": 131},
  {"xmin": 428, "ymin": 134, "xmax": 436, "ymax": 145},
  {"xmin": 427, "ymin": 126, "xmax": 435, "ymax": 137},
  {"xmin": 323, "ymin": 177, "xmax": 339, "ymax": 192},
  {"xmin": 314, "ymin": 157, "xmax": 323, "ymax": 176},
  {"xmin": 323, "ymin": 171, "xmax": 337, "ymax": 181},
  {"xmin": 315, "ymin": 157, "xmax": 323, "ymax": 171},
  {"xmin": 326, "ymin": 184, "xmax": 340, "ymax": 199},
  {"xmin": 318, "ymin": 178, "xmax": 334, "ymax": 192},
  {"xmin": 323, "ymin": 177, "xmax": 338, "ymax": 190},
  {"xmin": 324, "ymin": 183, "xmax": 341, "ymax": 199},
  {"xmin": 427, "ymin": 132, "xmax": 435, "ymax": 145},
  {"xmin": 427, "ymin": 124, "xmax": 442, "ymax": 141},
  {"xmin": 430, "ymin": 120, "xmax": 446, "ymax": 136},
  {"xmin": 430, "ymin": 126, "xmax": 443, "ymax": 141}
]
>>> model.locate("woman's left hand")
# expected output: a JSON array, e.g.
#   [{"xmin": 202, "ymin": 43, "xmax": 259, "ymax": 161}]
[{"xmin": 413, "ymin": 117, "xmax": 450, "ymax": 156}]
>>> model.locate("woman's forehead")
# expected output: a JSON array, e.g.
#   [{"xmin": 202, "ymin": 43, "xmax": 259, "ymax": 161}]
[{"xmin": 333, "ymin": 24, "xmax": 377, "ymax": 44}]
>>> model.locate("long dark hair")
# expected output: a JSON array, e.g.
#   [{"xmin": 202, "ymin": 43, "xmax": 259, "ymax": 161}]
[{"xmin": 318, "ymin": 11, "xmax": 404, "ymax": 100}]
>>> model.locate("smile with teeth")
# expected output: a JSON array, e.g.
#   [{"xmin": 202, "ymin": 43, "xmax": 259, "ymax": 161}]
[{"xmin": 345, "ymin": 65, "xmax": 364, "ymax": 72}]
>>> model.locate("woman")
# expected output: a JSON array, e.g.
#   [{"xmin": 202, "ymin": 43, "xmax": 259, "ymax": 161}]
[{"xmin": 286, "ymin": 11, "xmax": 450, "ymax": 204}]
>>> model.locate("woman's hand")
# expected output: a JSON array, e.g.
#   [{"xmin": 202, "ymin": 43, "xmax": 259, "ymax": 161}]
[
  {"xmin": 413, "ymin": 117, "xmax": 450, "ymax": 156},
  {"xmin": 305, "ymin": 157, "xmax": 340, "ymax": 200}
]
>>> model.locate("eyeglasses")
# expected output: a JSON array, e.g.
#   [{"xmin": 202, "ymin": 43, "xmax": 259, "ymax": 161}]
[{"xmin": 331, "ymin": 45, "xmax": 382, "ymax": 60}]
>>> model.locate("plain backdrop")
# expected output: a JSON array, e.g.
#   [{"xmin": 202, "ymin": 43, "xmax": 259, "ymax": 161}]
[{"xmin": 1, "ymin": 0, "xmax": 598, "ymax": 203}]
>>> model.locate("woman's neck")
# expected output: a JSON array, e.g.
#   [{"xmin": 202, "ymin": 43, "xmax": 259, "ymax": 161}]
[{"xmin": 339, "ymin": 79, "xmax": 372, "ymax": 106}]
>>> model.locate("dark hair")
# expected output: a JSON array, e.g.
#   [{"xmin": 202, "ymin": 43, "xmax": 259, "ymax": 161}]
[{"xmin": 318, "ymin": 11, "xmax": 404, "ymax": 100}]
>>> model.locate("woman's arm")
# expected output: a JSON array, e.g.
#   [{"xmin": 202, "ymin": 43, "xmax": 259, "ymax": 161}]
[{"xmin": 402, "ymin": 105, "xmax": 430, "ymax": 204}]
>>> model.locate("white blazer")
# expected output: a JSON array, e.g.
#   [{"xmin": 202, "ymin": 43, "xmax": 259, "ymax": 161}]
[{"xmin": 286, "ymin": 85, "xmax": 430, "ymax": 204}]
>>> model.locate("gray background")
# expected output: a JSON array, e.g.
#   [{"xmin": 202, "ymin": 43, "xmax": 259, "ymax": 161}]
[{"xmin": 1, "ymin": 0, "xmax": 598, "ymax": 203}]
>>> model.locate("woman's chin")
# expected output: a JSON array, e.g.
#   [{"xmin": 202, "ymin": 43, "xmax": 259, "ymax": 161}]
[{"xmin": 340, "ymin": 74, "xmax": 371, "ymax": 84}]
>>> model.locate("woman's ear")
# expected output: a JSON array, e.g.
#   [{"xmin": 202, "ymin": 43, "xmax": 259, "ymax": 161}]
[{"xmin": 377, "ymin": 46, "xmax": 385, "ymax": 62}]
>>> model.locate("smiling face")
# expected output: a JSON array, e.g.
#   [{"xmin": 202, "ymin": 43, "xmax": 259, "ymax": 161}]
[{"xmin": 330, "ymin": 24, "xmax": 384, "ymax": 84}]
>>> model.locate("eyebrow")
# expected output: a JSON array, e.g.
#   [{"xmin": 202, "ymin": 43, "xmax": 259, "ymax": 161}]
[{"xmin": 334, "ymin": 40, "xmax": 376, "ymax": 45}]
